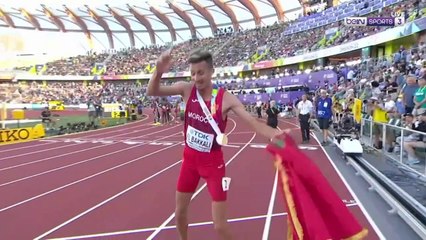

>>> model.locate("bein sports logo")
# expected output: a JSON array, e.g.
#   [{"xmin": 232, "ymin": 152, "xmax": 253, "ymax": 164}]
[
  {"xmin": 344, "ymin": 16, "xmax": 405, "ymax": 27},
  {"xmin": 344, "ymin": 17, "xmax": 367, "ymax": 26}
]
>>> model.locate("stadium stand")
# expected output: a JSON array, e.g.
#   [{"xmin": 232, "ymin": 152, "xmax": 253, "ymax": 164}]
[{"xmin": 20, "ymin": 0, "xmax": 423, "ymax": 76}]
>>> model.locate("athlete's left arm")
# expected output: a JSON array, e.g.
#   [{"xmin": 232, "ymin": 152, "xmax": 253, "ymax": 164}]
[{"xmin": 225, "ymin": 92, "xmax": 281, "ymax": 140}]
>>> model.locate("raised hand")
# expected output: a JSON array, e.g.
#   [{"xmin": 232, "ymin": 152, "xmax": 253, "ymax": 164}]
[{"xmin": 156, "ymin": 48, "xmax": 173, "ymax": 74}]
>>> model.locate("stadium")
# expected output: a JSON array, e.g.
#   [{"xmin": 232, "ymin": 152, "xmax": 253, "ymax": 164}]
[{"xmin": 1, "ymin": 0, "xmax": 426, "ymax": 239}]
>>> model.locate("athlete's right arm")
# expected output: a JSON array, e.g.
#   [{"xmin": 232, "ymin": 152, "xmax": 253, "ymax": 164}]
[{"xmin": 146, "ymin": 49, "xmax": 190, "ymax": 98}]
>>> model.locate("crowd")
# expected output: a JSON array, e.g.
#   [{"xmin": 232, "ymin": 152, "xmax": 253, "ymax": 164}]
[
  {"xmin": 1, "ymin": 81, "xmax": 146, "ymax": 105},
  {"xmin": 20, "ymin": 0, "xmax": 422, "ymax": 77}
]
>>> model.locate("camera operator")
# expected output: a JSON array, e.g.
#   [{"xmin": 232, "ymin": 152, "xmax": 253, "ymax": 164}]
[{"xmin": 41, "ymin": 107, "xmax": 54, "ymax": 130}]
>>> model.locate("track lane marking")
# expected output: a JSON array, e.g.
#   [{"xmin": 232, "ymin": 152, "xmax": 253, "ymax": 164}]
[
  {"xmin": 0, "ymin": 124, "xmax": 182, "ymax": 169},
  {"xmin": 262, "ymin": 169, "xmax": 278, "ymax": 240},
  {"xmin": 0, "ymin": 123, "xmax": 181, "ymax": 162},
  {"xmin": 0, "ymin": 132, "xmax": 183, "ymax": 187},
  {"xmin": 0, "ymin": 114, "xmax": 151, "ymax": 153},
  {"xmin": 32, "ymin": 118, "xmax": 238, "ymax": 239},
  {"xmin": 278, "ymin": 118, "xmax": 386, "ymax": 240},
  {"xmin": 0, "ymin": 143, "xmax": 182, "ymax": 213},
  {"xmin": 34, "ymin": 159, "xmax": 183, "ymax": 240},
  {"xmin": 49, "ymin": 203, "xmax": 359, "ymax": 240},
  {"xmin": 145, "ymin": 131, "xmax": 257, "ymax": 240}
]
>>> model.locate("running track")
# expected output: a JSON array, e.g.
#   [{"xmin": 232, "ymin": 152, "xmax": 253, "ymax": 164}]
[{"xmin": 0, "ymin": 114, "xmax": 383, "ymax": 239}]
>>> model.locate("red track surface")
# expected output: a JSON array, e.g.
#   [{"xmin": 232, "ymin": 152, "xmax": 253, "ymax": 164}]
[{"xmin": 0, "ymin": 114, "xmax": 383, "ymax": 239}]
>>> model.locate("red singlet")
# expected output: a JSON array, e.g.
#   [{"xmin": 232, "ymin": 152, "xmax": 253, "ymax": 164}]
[{"xmin": 177, "ymin": 85, "xmax": 228, "ymax": 201}]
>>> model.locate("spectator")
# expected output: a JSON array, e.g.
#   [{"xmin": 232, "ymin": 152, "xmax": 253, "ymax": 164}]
[
  {"xmin": 296, "ymin": 94, "xmax": 313, "ymax": 144},
  {"xmin": 403, "ymin": 112, "xmax": 426, "ymax": 165},
  {"xmin": 266, "ymin": 100, "xmax": 279, "ymax": 129},
  {"xmin": 316, "ymin": 89, "xmax": 333, "ymax": 145},
  {"xmin": 413, "ymin": 75, "xmax": 426, "ymax": 115},
  {"xmin": 401, "ymin": 74, "xmax": 419, "ymax": 114}
]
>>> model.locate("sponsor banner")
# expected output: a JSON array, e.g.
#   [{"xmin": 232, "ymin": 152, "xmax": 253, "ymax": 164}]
[
  {"xmin": 0, "ymin": 124, "xmax": 45, "ymax": 145},
  {"xmin": 252, "ymin": 60, "xmax": 275, "ymax": 70},
  {"xmin": 111, "ymin": 110, "xmax": 128, "ymax": 118},
  {"xmin": 270, "ymin": 91, "xmax": 305, "ymax": 104},
  {"xmin": 102, "ymin": 103, "xmax": 123, "ymax": 112},
  {"xmin": 48, "ymin": 101, "xmax": 64, "ymax": 111},
  {"xmin": 237, "ymin": 91, "xmax": 305, "ymax": 104},
  {"xmin": 243, "ymin": 70, "xmax": 337, "ymax": 88},
  {"xmin": 238, "ymin": 93, "xmax": 269, "ymax": 104}
]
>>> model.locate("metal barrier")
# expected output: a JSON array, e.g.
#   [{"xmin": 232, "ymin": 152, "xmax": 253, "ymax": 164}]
[
  {"xmin": 311, "ymin": 118, "xmax": 426, "ymax": 237},
  {"xmin": 361, "ymin": 117, "xmax": 426, "ymax": 177}
]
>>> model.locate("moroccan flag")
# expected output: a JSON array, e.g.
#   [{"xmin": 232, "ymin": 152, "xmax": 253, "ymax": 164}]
[{"xmin": 266, "ymin": 133, "xmax": 368, "ymax": 240}]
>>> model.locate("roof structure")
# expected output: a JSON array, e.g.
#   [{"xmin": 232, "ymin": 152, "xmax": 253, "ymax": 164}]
[{"xmin": 0, "ymin": 0, "xmax": 303, "ymax": 49}]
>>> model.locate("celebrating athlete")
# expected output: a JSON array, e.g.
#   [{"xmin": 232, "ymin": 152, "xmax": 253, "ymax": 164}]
[{"xmin": 147, "ymin": 48, "xmax": 282, "ymax": 240}]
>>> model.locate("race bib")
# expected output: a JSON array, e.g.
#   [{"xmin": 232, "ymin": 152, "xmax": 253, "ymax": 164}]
[
  {"xmin": 222, "ymin": 177, "xmax": 231, "ymax": 191},
  {"xmin": 186, "ymin": 125, "xmax": 214, "ymax": 152}
]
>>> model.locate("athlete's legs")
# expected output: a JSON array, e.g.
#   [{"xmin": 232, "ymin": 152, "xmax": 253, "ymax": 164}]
[
  {"xmin": 203, "ymin": 155, "xmax": 232, "ymax": 240},
  {"xmin": 176, "ymin": 150, "xmax": 200, "ymax": 240},
  {"xmin": 212, "ymin": 201, "xmax": 232, "ymax": 240},
  {"xmin": 175, "ymin": 191, "xmax": 193, "ymax": 240}
]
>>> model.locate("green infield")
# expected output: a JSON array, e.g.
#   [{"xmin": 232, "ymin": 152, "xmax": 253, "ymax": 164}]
[{"xmin": 2, "ymin": 114, "xmax": 145, "ymax": 137}]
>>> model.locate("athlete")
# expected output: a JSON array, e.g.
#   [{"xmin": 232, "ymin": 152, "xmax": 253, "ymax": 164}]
[{"xmin": 147, "ymin": 48, "xmax": 282, "ymax": 240}]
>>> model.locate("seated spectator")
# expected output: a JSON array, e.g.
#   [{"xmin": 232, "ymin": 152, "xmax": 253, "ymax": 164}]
[
  {"xmin": 403, "ymin": 112, "xmax": 426, "ymax": 165},
  {"xmin": 394, "ymin": 113, "xmax": 416, "ymax": 154}
]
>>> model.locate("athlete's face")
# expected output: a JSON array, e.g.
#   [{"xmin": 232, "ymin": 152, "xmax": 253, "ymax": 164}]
[{"xmin": 190, "ymin": 61, "xmax": 213, "ymax": 91}]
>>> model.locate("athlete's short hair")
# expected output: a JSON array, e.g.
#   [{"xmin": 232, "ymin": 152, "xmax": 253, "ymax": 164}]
[{"xmin": 188, "ymin": 48, "xmax": 213, "ymax": 69}]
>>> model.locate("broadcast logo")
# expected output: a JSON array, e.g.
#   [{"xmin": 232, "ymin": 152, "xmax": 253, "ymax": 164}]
[{"xmin": 344, "ymin": 16, "xmax": 405, "ymax": 27}]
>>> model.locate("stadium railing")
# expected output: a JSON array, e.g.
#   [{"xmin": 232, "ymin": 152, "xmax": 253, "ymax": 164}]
[{"xmin": 360, "ymin": 117, "xmax": 426, "ymax": 177}]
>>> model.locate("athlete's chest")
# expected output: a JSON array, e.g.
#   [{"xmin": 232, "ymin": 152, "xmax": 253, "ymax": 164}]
[{"xmin": 186, "ymin": 96, "xmax": 229, "ymax": 122}]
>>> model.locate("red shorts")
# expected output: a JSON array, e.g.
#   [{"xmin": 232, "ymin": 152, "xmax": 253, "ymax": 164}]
[{"xmin": 177, "ymin": 146, "xmax": 227, "ymax": 201}]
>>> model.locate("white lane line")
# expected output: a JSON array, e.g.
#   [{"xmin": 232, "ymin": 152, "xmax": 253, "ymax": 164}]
[
  {"xmin": 262, "ymin": 169, "xmax": 278, "ymax": 240},
  {"xmin": 0, "ymin": 132, "xmax": 182, "ymax": 186},
  {"xmin": 30, "ymin": 117, "xmax": 236, "ymax": 239},
  {"xmin": 50, "ymin": 203, "xmax": 359, "ymax": 240},
  {"xmin": 0, "ymin": 142, "xmax": 57, "ymax": 153},
  {"xmin": 35, "ymin": 118, "xmax": 239, "ymax": 239},
  {"xmin": 0, "ymin": 115, "xmax": 151, "ymax": 153},
  {"xmin": 34, "ymin": 160, "xmax": 183, "ymax": 240},
  {"xmin": 0, "ymin": 143, "xmax": 181, "ymax": 213},
  {"xmin": 0, "ymin": 124, "xmax": 179, "ymax": 162},
  {"xmin": 145, "ymin": 132, "xmax": 257, "ymax": 240},
  {"xmin": 312, "ymin": 133, "xmax": 386, "ymax": 240},
  {"xmin": 0, "ymin": 144, "xmax": 111, "ymax": 172},
  {"xmin": 1, "ymin": 124, "xmax": 181, "ymax": 170}
]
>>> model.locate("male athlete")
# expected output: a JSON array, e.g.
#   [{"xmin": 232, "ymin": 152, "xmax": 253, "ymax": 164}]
[{"xmin": 147, "ymin": 48, "xmax": 281, "ymax": 240}]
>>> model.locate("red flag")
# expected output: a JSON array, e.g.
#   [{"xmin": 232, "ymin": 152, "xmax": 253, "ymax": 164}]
[{"xmin": 266, "ymin": 133, "xmax": 368, "ymax": 240}]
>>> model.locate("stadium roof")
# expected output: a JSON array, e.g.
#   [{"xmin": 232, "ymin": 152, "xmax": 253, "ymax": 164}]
[{"xmin": 0, "ymin": 0, "xmax": 302, "ymax": 48}]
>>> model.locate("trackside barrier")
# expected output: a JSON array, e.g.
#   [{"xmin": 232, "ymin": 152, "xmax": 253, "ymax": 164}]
[
  {"xmin": 310, "ymin": 120, "xmax": 426, "ymax": 239},
  {"xmin": 360, "ymin": 117, "xmax": 426, "ymax": 177},
  {"xmin": 0, "ymin": 124, "xmax": 45, "ymax": 145}
]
